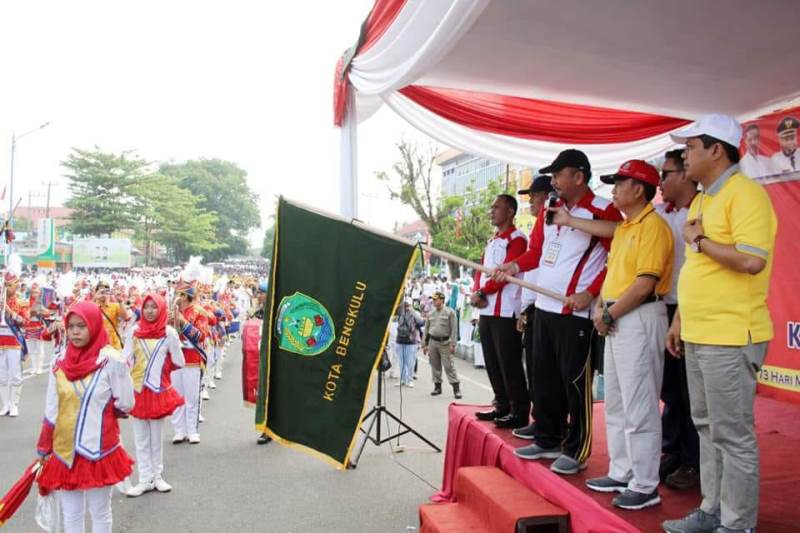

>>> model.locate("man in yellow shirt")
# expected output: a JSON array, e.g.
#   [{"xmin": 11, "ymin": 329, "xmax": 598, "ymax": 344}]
[
  {"xmin": 663, "ymin": 115, "xmax": 777, "ymax": 533},
  {"xmin": 94, "ymin": 281, "xmax": 132, "ymax": 349}
]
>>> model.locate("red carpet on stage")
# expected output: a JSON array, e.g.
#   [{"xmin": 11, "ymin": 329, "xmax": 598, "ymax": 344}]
[{"xmin": 432, "ymin": 397, "xmax": 800, "ymax": 532}]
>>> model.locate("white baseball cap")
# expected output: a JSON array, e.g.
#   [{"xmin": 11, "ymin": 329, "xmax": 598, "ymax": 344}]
[{"xmin": 670, "ymin": 114, "xmax": 742, "ymax": 148}]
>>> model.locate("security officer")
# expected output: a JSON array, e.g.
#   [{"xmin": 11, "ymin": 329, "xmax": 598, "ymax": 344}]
[{"xmin": 424, "ymin": 291, "xmax": 462, "ymax": 399}]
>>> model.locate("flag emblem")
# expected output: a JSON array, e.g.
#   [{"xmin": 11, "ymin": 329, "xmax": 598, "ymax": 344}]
[{"xmin": 275, "ymin": 292, "xmax": 335, "ymax": 356}]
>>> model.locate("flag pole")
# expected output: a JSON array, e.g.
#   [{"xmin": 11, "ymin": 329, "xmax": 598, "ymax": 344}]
[{"xmin": 282, "ymin": 198, "xmax": 566, "ymax": 303}]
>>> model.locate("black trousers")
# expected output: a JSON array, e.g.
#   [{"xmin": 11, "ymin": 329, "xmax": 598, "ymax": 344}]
[
  {"xmin": 478, "ymin": 315, "xmax": 529, "ymax": 418},
  {"xmin": 661, "ymin": 304, "xmax": 699, "ymax": 467},
  {"xmin": 523, "ymin": 306, "xmax": 536, "ymax": 405},
  {"xmin": 532, "ymin": 309, "xmax": 593, "ymax": 462}
]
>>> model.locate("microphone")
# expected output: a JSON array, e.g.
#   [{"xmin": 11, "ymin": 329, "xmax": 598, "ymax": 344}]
[{"xmin": 544, "ymin": 192, "xmax": 559, "ymax": 225}]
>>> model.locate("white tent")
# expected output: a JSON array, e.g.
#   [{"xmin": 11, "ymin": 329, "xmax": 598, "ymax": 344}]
[{"xmin": 335, "ymin": 0, "xmax": 800, "ymax": 216}]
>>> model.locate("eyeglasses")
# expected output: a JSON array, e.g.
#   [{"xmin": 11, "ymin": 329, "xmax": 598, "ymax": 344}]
[{"xmin": 660, "ymin": 169, "xmax": 683, "ymax": 181}]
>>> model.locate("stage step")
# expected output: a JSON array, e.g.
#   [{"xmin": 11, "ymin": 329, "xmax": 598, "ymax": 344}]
[
  {"xmin": 421, "ymin": 466, "xmax": 569, "ymax": 532},
  {"xmin": 419, "ymin": 502, "xmax": 486, "ymax": 532}
]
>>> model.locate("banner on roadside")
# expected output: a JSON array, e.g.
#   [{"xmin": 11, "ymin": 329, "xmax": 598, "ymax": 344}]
[{"xmin": 255, "ymin": 198, "xmax": 416, "ymax": 468}]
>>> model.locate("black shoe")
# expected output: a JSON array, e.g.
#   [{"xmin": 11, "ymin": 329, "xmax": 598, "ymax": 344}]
[
  {"xmin": 511, "ymin": 422, "xmax": 536, "ymax": 440},
  {"xmin": 665, "ymin": 465, "xmax": 700, "ymax": 490},
  {"xmin": 430, "ymin": 384, "xmax": 442, "ymax": 396},
  {"xmin": 659, "ymin": 453, "xmax": 681, "ymax": 481},
  {"xmin": 475, "ymin": 409, "xmax": 507, "ymax": 421},
  {"xmin": 494, "ymin": 414, "xmax": 527, "ymax": 429},
  {"xmin": 257, "ymin": 433, "xmax": 272, "ymax": 445},
  {"xmin": 452, "ymin": 382, "xmax": 462, "ymax": 399}
]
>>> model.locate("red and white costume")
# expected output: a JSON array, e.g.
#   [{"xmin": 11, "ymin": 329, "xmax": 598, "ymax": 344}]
[
  {"xmin": 0, "ymin": 284, "xmax": 30, "ymax": 417},
  {"xmin": 170, "ymin": 294, "xmax": 209, "ymax": 442},
  {"xmin": 124, "ymin": 293, "xmax": 185, "ymax": 492},
  {"xmin": 36, "ymin": 302, "xmax": 134, "ymax": 533}
]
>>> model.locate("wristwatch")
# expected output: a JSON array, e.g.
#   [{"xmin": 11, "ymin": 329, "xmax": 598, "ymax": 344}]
[
  {"xmin": 691, "ymin": 234, "xmax": 707, "ymax": 253},
  {"xmin": 602, "ymin": 308, "xmax": 615, "ymax": 327}
]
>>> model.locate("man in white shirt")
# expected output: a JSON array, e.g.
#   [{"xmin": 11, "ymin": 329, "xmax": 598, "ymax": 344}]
[
  {"xmin": 739, "ymin": 124, "xmax": 775, "ymax": 178},
  {"xmin": 771, "ymin": 116, "xmax": 799, "ymax": 173}
]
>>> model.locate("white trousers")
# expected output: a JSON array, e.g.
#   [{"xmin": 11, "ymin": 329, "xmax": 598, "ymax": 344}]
[
  {"xmin": 0, "ymin": 348, "xmax": 22, "ymax": 386},
  {"xmin": 171, "ymin": 367, "xmax": 201, "ymax": 437},
  {"xmin": 132, "ymin": 418, "xmax": 164, "ymax": 482},
  {"xmin": 603, "ymin": 301, "xmax": 667, "ymax": 494},
  {"xmin": 27, "ymin": 338, "xmax": 45, "ymax": 371},
  {"xmin": 58, "ymin": 487, "xmax": 112, "ymax": 533}
]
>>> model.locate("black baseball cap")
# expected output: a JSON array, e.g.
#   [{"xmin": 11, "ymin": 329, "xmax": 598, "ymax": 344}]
[
  {"xmin": 518, "ymin": 174, "xmax": 554, "ymax": 195},
  {"xmin": 539, "ymin": 149, "xmax": 591, "ymax": 178}
]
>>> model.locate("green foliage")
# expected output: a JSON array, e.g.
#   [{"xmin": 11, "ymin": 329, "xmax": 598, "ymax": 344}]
[
  {"xmin": 432, "ymin": 179, "xmax": 510, "ymax": 264},
  {"xmin": 160, "ymin": 159, "xmax": 261, "ymax": 261},
  {"xmin": 63, "ymin": 147, "xmax": 147, "ymax": 235},
  {"xmin": 261, "ymin": 220, "xmax": 275, "ymax": 259}
]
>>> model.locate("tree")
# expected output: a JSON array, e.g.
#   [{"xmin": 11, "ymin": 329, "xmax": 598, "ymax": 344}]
[
  {"xmin": 131, "ymin": 174, "xmax": 221, "ymax": 264},
  {"xmin": 376, "ymin": 140, "xmax": 443, "ymax": 235},
  {"xmin": 160, "ymin": 159, "xmax": 261, "ymax": 261},
  {"xmin": 261, "ymin": 217, "xmax": 275, "ymax": 259},
  {"xmin": 63, "ymin": 147, "xmax": 148, "ymax": 236}
]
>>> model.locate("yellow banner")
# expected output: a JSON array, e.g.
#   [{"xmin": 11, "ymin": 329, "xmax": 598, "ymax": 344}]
[{"xmin": 758, "ymin": 365, "xmax": 800, "ymax": 393}]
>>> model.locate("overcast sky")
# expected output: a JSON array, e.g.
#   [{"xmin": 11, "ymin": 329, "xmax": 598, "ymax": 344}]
[{"xmin": 0, "ymin": 1, "xmax": 428, "ymax": 246}]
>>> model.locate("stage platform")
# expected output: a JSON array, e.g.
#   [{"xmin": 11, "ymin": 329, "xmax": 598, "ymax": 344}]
[{"xmin": 431, "ymin": 398, "xmax": 800, "ymax": 532}]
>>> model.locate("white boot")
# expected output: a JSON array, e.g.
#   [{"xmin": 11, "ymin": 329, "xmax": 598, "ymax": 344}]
[
  {"xmin": 9, "ymin": 386, "xmax": 20, "ymax": 417},
  {"xmin": 0, "ymin": 386, "xmax": 10, "ymax": 416}
]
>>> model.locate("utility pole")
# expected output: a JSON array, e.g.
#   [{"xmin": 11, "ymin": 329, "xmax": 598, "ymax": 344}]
[{"xmin": 43, "ymin": 180, "xmax": 58, "ymax": 218}]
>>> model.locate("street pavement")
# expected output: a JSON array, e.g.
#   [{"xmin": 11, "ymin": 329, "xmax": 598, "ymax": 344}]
[{"xmin": 0, "ymin": 340, "xmax": 495, "ymax": 532}]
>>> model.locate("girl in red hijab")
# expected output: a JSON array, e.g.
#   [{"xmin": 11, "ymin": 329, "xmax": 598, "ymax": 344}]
[
  {"xmin": 122, "ymin": 292, "xmax": 185, "ymax": 497},
  {"xmin": 35, "ymin": 301, "xmax": 135, "ymax": 533}
]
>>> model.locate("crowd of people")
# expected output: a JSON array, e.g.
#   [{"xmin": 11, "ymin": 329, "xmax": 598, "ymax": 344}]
[
  {"xmin": 463, "ymin": 114, "xmax": 774, "ymax": 533},
  {"xmin": 0, "ymin": 257, "xmax": 265, "ymax": 532}
]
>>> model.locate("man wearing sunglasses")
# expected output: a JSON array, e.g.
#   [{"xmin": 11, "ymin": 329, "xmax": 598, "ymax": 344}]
[{"xmin": 654, "ymin": 150, "xmax": 701, "ymax": 492}]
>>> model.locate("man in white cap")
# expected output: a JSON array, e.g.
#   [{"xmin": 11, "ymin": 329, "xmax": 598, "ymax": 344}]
[{"xmin": 663, "ymin": 114, "xmax": 777, "ymax": 533}]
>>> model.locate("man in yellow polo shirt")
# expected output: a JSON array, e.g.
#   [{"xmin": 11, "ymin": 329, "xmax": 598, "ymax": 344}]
[
  {"xmin": 663, "ymin": 115, "xmax": 777, "ymax": 533},
  {"xmin": 569, "ymin": 160, "xmax": 674, "ymax": 511}
]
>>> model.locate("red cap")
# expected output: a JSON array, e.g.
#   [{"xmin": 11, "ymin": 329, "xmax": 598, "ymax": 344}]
[{"xmin": 600, "ymin": 160, "xmax": 660, "ymax": 188}]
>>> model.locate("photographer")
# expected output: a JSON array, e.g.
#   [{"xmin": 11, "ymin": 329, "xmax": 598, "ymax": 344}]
[{"xmin": 395, "ymin": 298, "xmax": 423, "ymax": 388}]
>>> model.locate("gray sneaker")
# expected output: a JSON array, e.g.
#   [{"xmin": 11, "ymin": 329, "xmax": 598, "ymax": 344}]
[
  {"xmin": 585, "ymin": 476, "xmax": 628, "ymax": 493},
  {"xmin": 711, "ymin": 528, "xmax": 754, "ymax": 533},
  {"xmin": 513, "ymin": 443, "xmax": 561, "ymax": 460},
  {"xmin": 550, "ymin": 454, "xmax": 587, "ymax": 475},
  {"xmin": 612, "ymin": 489, "xmax": 660, "ymax": 510},
  {"xmin": 662, "ymin": 508, "xmax": 721, "ymax": 533}
]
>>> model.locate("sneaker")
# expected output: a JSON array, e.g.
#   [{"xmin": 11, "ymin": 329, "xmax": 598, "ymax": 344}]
[
  {"xmin": 214, "ymin": 371, "xmax": 222, "ymax": 380},
  {"xmin": 153, "ymin": 477, "xmax": 172, "ymax": 493},
  {"xmin": 8, "ymin": 404, "xmax": 18, "ymax": 417},
  {"xmin": 711, "ymin": 527, "xmax": 754, "ymax": 533},
  {"xmin": 257, "ymin": 433, "xmax": 272, "ymax": 445},
  {"xmin": 585, "ymin": 476, "xmax": 628, "ymax": 493},
  {"xmin": 662, "ymin": 508, "xmax": 721, "ymax": 533},
  {"xmin": 612, "ymin": 489, "xmax": 660, "ymax": 510},
  {"xmin": 208, "ymin": 380, "xmax": 217, "ymax": 390},
  {"xmin": 665, "ymin": 465, "xmax": 700, "ymax": 490},
  {"xmin": 188, "ymin": 434, "xmax": 200, "ymax": 444},
  {"xmin": 406, "ymin": 381, "xmax": 414, "ymax": 388},
  {"xmin": 394, "ymin": 382, "xmax": 403, "ymax": 387},
  {"xmin": 126, "ymin": 480, "xmax": 155, "ymax": 497},
  {"xmin": 512, "ymin": 422, "xmax": 536, "ymax": 440},
  {"xmin": 201, "ymin": 389, "xmax": 210, "ymax": 400},
  {"xmin": 198, "ymin": 413, "xmax": 205, "ymax": 423},
  {"xmin": 550, "ymin": 454, "xmax": 587, "ymax": 475},
  {"xmin": 172, "ymin": 434, "xmax": 186, "ymax": 444},
  {"xmin": 514, "ymin": 443, "xmax": 561, "ymax": 460}
]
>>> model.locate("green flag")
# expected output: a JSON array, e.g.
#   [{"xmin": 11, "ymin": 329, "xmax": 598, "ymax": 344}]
[{"xmin": 255, "ymin": 198, "xmax": 416, "ymax": 468}]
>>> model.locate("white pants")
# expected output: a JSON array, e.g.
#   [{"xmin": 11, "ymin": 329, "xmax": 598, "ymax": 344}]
[
  {"xmin": 132, "ymin": 418, "xmax": 164, "ymax": 482},
  {"xmin": 27, "ymin": 338, "xmax": 45, "ymax": 371},
  {"xmin": 171, "ymin": 367, "xmax": 201, "ymax": 437},
  {"xmin": 0, "ymin": 348, "xmax": 22, "ymax": 386},
  {"xmin": 603, "ymin": 301, "xmax": 667, "ymax": 494},
  {"xmin": 58, "ymin": 487, "xmax": 112, "ymax": 533}
]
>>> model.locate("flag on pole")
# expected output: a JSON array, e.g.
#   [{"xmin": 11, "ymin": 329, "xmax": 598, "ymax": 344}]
[
  {"xmin": 255, "ymin": 198, "xmax": 416, "ymax": 468},
  {"xmin": 0, "ymin": 460, "xmax": 40, "ymax": 528}
]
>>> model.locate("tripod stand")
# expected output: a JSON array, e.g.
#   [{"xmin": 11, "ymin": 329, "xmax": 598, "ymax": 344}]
[{"xmin": 348, "ymin": 368, "xmax": 441, "ymax": 468}]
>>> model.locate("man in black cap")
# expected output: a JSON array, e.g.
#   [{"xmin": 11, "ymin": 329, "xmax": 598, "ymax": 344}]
[
  {"xmin": 493, "ymin": 149, "xmax": 622, "ymax": 476},
  {"xmin": 512, "ymin": 175, "xmax": 554, "ymax": 440},
  {"xmin": 772, "ymin": 115, "xmax": 799, "ymax": 173}
]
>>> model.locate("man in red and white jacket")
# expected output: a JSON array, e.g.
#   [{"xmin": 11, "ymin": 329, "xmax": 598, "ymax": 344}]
[
  {"xmin": 495, "ymin": 149, "xmax": 622, "ymax": 475},
  {"xmin": 471, "ymin": 194, "xmax": 529, "ymax": 429}
]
